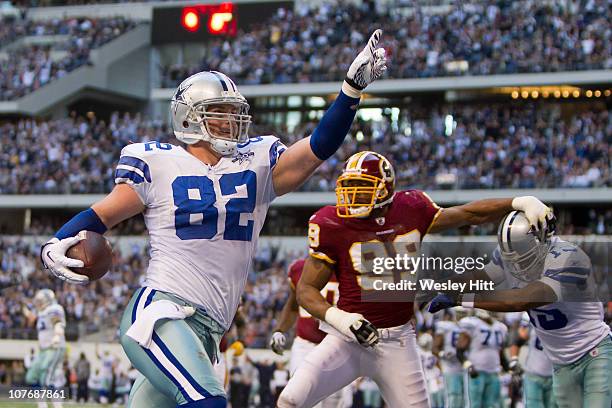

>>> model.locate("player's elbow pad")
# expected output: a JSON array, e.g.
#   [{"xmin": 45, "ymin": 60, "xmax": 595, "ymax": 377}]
[{"xmin": 309, "ymin": 91, "xmax": 360, "ymax": 160}]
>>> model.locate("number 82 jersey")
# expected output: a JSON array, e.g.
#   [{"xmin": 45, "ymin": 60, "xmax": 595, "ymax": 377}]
[{"xmin": 114, "ymin": 137, "xmax": 286, "ymax": 330}]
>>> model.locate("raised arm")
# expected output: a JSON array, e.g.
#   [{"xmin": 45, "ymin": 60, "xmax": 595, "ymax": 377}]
[
  {"xmin": 272, "ymin": 30, "xmax": 387, "ymax": 196},
  {"xmin": 428, "ymin": 196, "xmax": 553, "ymax": 234}
]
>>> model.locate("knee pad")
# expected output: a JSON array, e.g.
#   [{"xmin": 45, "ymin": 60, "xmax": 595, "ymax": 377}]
[{"xmin": 180, "ymin": 396, "xmax": 227, "ymax": 408}]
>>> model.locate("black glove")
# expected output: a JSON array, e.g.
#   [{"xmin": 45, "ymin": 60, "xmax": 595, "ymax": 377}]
[{"xmin": 350, "ymin": 319, "xmax": 379, "ymax": 348}]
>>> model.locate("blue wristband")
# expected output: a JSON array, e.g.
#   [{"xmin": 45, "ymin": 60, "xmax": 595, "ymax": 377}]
[
  {"xmin": 55, "ymin": 208, "xmax": 107, "ymax": 239},
  {"xmin": 309, "ymin": 90, "xmax": 360, "ymax": 160}
]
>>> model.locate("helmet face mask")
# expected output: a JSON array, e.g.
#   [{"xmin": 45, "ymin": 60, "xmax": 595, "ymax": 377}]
[
  {"xmin": 171, "ymin": 71, "xmax": 252, "ymax": 156},
  {"xmin": 194, "ymin": 100, "xmax": 251, "ymax": 144},
  {"xmin": 498, "ymin": 211, "xmax": 550, "ymax": 282},
  {"xmin": 335, "ymin": 151, "xmax": 395, "ymax": 218}
]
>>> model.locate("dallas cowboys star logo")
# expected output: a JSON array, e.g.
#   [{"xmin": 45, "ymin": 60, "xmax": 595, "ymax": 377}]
[
  {"xmin": 232, "ymin": 151, "xmax": 254, "ymax": 164},
  {"xmin": 172, "ymin": 82, "xmax": 192, "ymax": 114}
]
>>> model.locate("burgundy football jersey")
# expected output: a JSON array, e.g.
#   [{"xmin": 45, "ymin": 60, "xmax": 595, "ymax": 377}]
[
  {"xmin": 288, "ymin": 258, "xmax": 338, "ymax": 344},
  {"xmin": 308, "ymin": 190, "xmax": 440, "ymax": 328}
]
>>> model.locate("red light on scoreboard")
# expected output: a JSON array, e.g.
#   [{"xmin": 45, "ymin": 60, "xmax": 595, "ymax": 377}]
[
  {"xmin": 181, "ymin": 9, "xmax": 200, "ymax": 32},
  {"xmin": 180, "ymin": 3, "xmax": 235, "ymax": 35}
]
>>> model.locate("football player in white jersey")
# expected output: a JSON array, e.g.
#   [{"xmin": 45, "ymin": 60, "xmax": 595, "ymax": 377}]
[
  {"xmin": 429, "ymin": 210, "xmax": 611, "ymax": 408},
  {"xmin": 23, "ymin": 289, "xmax": 66, "ymax": 388},
  {"xmin": 433, "ymin": 309, "xmax": 467, "ymax": 408},
  {"xmin": 456, "ymin": 310, "xmax": 508, "ymax": 408},
  {"xmin": 511, "ymin": 314, "xmax": 555, "ymax": 408},
  {"xmin": 40, "ymin": 30, "xmax": 387, "ymax": 408}
]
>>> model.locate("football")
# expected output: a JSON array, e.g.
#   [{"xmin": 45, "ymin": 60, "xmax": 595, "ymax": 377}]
[{"xmin": 66, "ymin": 231, "xmax": 113, "ymax": 281}]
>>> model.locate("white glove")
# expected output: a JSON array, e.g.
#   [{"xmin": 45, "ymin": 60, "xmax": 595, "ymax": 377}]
[
  {"xmin": 342, "ymin": 29, "xmax": 387, "ymax": 98},
  {"xmin": 512, "ymin": 196, "xmax": 554, "ymax": 233},
  {"xmin": 270, "ymin": 331, "xmax": 287, "ymax": 355},
  {"xmin": 41, "ymin": 233, "xmax": 88, "ymax": 285},
  {"xmin": 325, "ymin": 307, "xmax": 379, "ymax": 347}
]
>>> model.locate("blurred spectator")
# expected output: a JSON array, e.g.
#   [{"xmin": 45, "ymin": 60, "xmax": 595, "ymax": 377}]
[
  {"xmin": 76, "ymin": 352, "xmax": 90, "ymax": 402},
  {"xmin": 0, "ymin": 17, "xmax": 138, "ymax": 100},
  {"xmin": 0, "ymin": 104, "xmax": 609, "ymax": 196}
]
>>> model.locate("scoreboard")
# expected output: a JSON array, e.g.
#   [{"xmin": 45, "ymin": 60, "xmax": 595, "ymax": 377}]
[{"xmin": 152, "ymin": 1, "xmax": 294, "ymax": 45}]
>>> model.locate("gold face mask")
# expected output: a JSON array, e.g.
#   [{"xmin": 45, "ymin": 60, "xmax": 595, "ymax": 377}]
[{"xmin": 335, "ymin": 174, "xmax": 388, "ymax": 218}]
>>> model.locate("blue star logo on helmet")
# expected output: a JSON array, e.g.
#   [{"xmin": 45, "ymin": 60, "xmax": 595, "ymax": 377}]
[
  {"xmin": 172, "ymin": 83, "xmax": 192, "ymax": 114},
  {"xmin": 173, "ymin": 82, "xmax": 192, "ymax": 103}
]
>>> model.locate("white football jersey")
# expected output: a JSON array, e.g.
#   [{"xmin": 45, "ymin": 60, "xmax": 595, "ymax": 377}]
[
  {"xmin": 485, "ymin": 237, "xmax": 609, "ymax": 365},
  {"xmin": 459, "ymin": 316, "xmax": 507, "ymax": 373},
  {"xmin": 434, "ymin": 320, "xmax": 463, "ymax": 373},
  {"xmin": 522, "ymin": 328, "xmax": 553, "ymax": 377},
  {"xmin": 37, "ymin": 303, "xmax": 65, "ymax": 349},
  {"xmin": 115, "ymin": 137, "xmax": 286, "ymax": 329}
]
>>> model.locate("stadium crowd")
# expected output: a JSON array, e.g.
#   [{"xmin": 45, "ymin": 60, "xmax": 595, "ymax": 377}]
[
  {"xmin": 161, "ymin": 0, "xmax": 612, "ymax": 87},
  {"xmin": 0, "ymin": 102, "xmax": 609, "ymax": 195},
  {"xmin": 0, "ymin": 17, "xmax": 138, "ymax": 100}
]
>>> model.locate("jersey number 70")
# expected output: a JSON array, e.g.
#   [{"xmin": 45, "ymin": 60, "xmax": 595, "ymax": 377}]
[{"xmin": 172, "ymin": 170, "xmax": 257, "ymax": 241}]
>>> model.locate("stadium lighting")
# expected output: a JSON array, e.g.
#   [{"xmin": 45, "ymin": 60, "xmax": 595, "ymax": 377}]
[
  {"xmin": 594, "ymin": 90, "xmax": 602, "ymax": 97},
  {"xmin": 531, "ymin": 91, "xmax": 539, "ymax": 98},
  {"xmin": 605, "ymin": 90, "xmax": 611, "ymax": 97},
  {"xmin": 572, "ymin": 90, "xmax": 580, "ymax": 98},
  {"xmin": 511, "ymin": 91, "xmax": 519, "ymax": 99},
  {"xmin": 586, "ymin": 90, "xmax": 593, "ymax": 97},
  {"xmin": 209, "ymin": 12, "xmax": 233, "ymax": 33},
  {"xmin": 182, "ymin": 9, "xmax": 200, "ymax": 32},
  {"xmin": 521, "ymin": 91, "xmax": 529, "ymax": 99}
]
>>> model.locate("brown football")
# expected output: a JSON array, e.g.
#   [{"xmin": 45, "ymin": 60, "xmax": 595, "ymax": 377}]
[{"xmin": 66, "ymin": 231, "xmax": 113, "ymax": 281}]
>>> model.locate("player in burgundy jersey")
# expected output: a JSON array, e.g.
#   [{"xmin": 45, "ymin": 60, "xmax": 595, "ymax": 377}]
[
  {"xmin": 277, "ymin": 151, "xmax": 552, "ymax": 408},
  {"xmin": 270, "ymin": 258, "xmax": 343, "ymax": 407}
]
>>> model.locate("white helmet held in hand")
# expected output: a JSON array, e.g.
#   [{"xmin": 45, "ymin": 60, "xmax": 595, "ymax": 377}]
[{"xmin": 170, "ymin": 71, "xmax": 252, "ymax": 156}]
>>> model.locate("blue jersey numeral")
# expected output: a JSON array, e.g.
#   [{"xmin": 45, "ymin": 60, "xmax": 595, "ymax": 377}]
[
  {"xmin": 144, "ymin": 141, "xmax": 173, "ymax": 151},
  {"xmin": 172, "ymin": 171, "xmax": 257, "ymax": 242},
  {"xmin": 480, "ymin": 329, "xmax": 491, "ymax": 346},
  {"xmin": 528, "ymin": 308, "xmax": 568, "ymax": 330},
  {"xmin": 534, "ymin": 336, "xmax": 543, "ymax": 351},
  {"xmin": 172, "ymin": 176, "xmax": 218, "ymax": 240},
  {"xmin": 451, "ymin": 331, "xmax": 460, "ymax": 347},
  {"xmin": 480, "ymin": 329, "xmax": 503, "ymax": 346}
]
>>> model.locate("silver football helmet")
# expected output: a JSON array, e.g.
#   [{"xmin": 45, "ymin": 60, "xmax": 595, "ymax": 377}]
[
  {"xmin": 33, "ymin": 289, "xmax": 56, "ymax": 311},
  {"xmin": 170, "ymin": 71, "xmax": 251, "ymax": 156},
  {"xmin": 498, "ymin": 210, "xmax": 551, "ymax": 282}
]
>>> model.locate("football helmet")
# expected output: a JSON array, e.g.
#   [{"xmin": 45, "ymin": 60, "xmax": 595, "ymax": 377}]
[
  {"xmin": 497, "ymin": 210, "xmax": 552, "ymax": 282},
  {"xmin": 170, "ymin": 71, "xmax": 252, "ymax": 156},
  {"xmin": 33, "ymin": 289, "xmax": 56, "ymax": 311},
  {"xmin": 335, "ymin": 151, "xmax": 395, "ymax": 218}
]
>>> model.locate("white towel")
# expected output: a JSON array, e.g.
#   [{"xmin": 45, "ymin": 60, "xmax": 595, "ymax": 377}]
[{"xmin": 126, "ymin": 300, "xmax": 195, "ymax": 349}]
